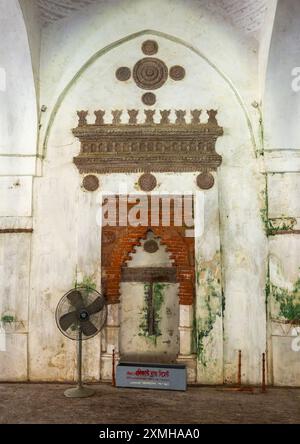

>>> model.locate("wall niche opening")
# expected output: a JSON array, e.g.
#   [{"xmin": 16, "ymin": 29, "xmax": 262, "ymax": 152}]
[{"xmin": 120, "ymin": 230, "xmax": 179, "ymax": 363}]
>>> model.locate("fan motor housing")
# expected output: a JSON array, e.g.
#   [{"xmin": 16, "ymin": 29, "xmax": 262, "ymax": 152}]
[{"xmin": 79, "ymin": 309, "xmax": 89, "ymax": 321}]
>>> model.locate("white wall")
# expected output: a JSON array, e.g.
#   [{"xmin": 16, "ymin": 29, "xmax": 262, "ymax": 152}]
[
  {"xmin": 1, "ymin": 0, "xmax": 298, "ymax": 385},
  {"xmin": 0, "ymin": 0, "xmax": 38, "ymax": 381},
  {"xmin": 0, "ymin": 0, "xmax": 37, "ymax": 155},
  {"xmin": 263, "ymin": 0, "xmax": 300, "ymax": 150},
  {"xmin": 261, "ymin": 0, "xmax": 300, "ymax": 386},
  {"xmin": 26, "ymin": 0, "xmax": 267, "ymax": 384}
]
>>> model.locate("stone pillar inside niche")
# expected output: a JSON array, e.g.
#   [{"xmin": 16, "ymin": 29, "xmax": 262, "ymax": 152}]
[
  {"xmin": 100, "ymin": 303, "xmax": 120, "ymax": 380},
  {"xmin": 177, "ymin": 304, "xmax": 197, "ymax": 383}
]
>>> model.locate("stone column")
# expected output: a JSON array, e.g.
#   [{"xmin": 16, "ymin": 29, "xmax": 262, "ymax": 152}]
[
  {"xmin": 195, "ymin": 181, "xmax": 224, "ymax": 384},
  {"xmin": 100, "ymin": 303, "xmax": 120, "ymax": 380},
  {"xmin": 176, "ymin": 304, "xmax": 196, "ymax": 382}
]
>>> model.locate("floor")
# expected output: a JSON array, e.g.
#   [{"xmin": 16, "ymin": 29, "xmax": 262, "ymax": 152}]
[{"xmin": 0, "ymin": 383, "xmax": 299, "ymax": 424}]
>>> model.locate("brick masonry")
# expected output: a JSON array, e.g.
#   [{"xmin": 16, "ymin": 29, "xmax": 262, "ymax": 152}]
[{"xmin": 101, "ymin": 195, "xmax": 195, "ymax": 305}]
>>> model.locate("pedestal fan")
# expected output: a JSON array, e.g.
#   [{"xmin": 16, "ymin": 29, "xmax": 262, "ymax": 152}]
[{"xmin": 55, "ymin": 287, "xmax": 107, "ymax": 398}]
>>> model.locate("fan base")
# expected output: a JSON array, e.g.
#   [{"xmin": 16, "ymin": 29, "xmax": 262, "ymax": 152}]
[{"xmin": 64, "ymin": 386, "xmax": 95, "ymax": 398}]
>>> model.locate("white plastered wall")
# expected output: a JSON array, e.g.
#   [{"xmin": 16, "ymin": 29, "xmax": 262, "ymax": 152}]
[
  {"xmin": 26, "ymin": 0, "xmax": 267, "ymax": 384},
  {"xmin": 261, "ymin": 0, "xmax": 300, "ymax": 386},
  {"xmin": 0, "ymin": 0, "xmax": 38, "ymax": 381}
]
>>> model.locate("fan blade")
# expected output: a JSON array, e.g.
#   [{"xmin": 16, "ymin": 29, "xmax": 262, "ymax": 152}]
[
  {"xmin": 86, "ymin": 296, "xmax": 105, "ymax": 315},
  {"xmin": 81, "ymin": 320, "xmax": 98, "ymax": 337},
  {"xmin": 59, "ymin": 311, "xmax": 77, "ymax": 331},
  {"xmin": 67, "ymin": 290, "xmax": 84, "ymax": 310}
]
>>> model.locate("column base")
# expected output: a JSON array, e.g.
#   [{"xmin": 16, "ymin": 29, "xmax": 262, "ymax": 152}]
[
  {"xmin": 177, "ymin": 354, "xmax": 197, "ymax": 383},
  {"xmin": 100, "ymin": 352, "xmax": 120, "ymax": 381}
]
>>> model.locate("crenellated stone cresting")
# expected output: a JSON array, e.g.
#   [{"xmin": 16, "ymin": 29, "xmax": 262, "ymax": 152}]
[
  {"xmin": 72, "ymin": 108, "xmax": 223, "ymax": 174},
  {"xmin": 75, "ymin": 109, "xmax": 221, "ymax": 127}
]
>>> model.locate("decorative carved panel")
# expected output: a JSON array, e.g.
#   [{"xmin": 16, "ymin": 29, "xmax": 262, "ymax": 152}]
[
  {"xmin": 169, "ymin": 65, "xmax": 185, "ymax": 81},
  {"xmin": 196, "ymin": 172, "xmax": 215, "ymax": 190},
  {"xmin": 115, "ymin": 66, "xmax": 131, "ymax": 81},
  {"xmin": 133, "ymin": 57, "xmax": 168, "ymax": 90},
  {"xmin": 82, "ymin": 174, "xmax": 99, "ymax": 191},
  {"xmin": 142, "ymin": 92, "xmax": 156, "ymax": 106},
  {"xmin": 143, "ymin": 239, "xmax": 159, "ymax": 253},
  {"xmin": 141, "ymin": 40, "xmax": 159, "ymax": 55},
  {"xmin": 72, "ymin": 109, "xmax": 223, "ymax": 174},
  {"xmin": 138, "ymin": 173, "xmax": 157, "ymax": 191},
  {"xmin": 115, "ymin": 41, "xmax": 186, "ymax": 104}
]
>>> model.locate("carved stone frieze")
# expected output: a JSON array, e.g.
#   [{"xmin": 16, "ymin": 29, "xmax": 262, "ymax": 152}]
[
  {"xmin": 94, "ymin": 110, "xmax": 105, "ymax": 125},
  {"xmin": 144, "ymin": 110, "xmax": 155, "ymax": 124},
  {"xmin": 160, "ymin": 110, "xmax": 171, "ymax": 124},
  {"xmin": 112, "ymin": 110, "xmax": 122, "ymax": 124},
  {"xmin": 175, "ymin": 110, "xmax": 186, "ymax": 124},
  {"xmin": 77, "ymin": 110, "xmax": 88, "ymax": 126},
  {"xmin": 128, "ymin": 109, "xmax": 139, "ymax": 124},
  {"xmin": 191, "ymin": 109, "xmax": 201, "ymax": 124},
  {"xmin": 72, "ymin": 109, "xmax": 223, "ymax": 174}
]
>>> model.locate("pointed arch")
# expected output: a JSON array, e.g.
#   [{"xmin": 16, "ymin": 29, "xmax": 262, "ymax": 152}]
[{"xmin": 42, "ymin": 29, "xmax": 257, "ymax": 159}]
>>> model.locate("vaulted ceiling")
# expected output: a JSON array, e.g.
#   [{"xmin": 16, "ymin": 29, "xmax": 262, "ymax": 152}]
[
  {"xmin": 36, "ymin": 0, "xmax": 268, "ymax": 35},
  {"xmin": 37, "ymin": 0, "xmax": 96, "ymax": 25}
]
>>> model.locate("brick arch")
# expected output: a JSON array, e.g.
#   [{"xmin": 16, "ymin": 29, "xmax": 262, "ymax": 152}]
[
  {"xmin": 102, "ymin": 224, "xmax": 194, "ymax": 305},
  {"xmin": 151, "ymin": 226, "xmax": 195, "ymax": 305}
]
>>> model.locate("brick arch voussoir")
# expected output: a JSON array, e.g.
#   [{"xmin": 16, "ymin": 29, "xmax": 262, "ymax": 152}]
[
  {"xmin": 151, "ymin": 226, "xmax": 190, "ymax": 268},
  {"xmin": 152, "ymin": 227, "xmax": 195, "ymax": 305},
  {"xmin": 109, "ymin": 226, "xmax": 148, "ymax": 268},
  {"xmin": 105, "ymin": 225, "xmax": 194, "ymax": 305}
]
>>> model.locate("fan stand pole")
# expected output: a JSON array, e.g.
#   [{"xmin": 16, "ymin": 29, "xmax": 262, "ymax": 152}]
[
  {"xmin": 64, "ymin": 328, "xmax": 95, "ymax": 398},
  {"xmin": 78, "ymin": 328, "xmax": 82, "ymax": 388}
]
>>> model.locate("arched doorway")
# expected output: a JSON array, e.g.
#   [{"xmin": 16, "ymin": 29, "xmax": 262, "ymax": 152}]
[
  {"xmin": 120, "ymin": 230, "xmax": 179, "ymax": 363},
  {"xmin": 100, "ymin": 195, "xmax": 196, "ymax": 379}
]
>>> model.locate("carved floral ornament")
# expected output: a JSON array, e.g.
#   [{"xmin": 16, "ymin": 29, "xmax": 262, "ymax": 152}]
[
  {"xmin": 142, "ymin": 40, "xmax": 158, "ymax": 55},
  {"xmin": 72, "ymin": 109, "xmax": 223, "ymax": 187},
  {"xmin": 82, "ymin": 174, "xmax": 99, "ymax": 191},
  {"xmin": 115, "ymin": 39, "xmax": 186, "ymax": 105},
  {"xmin": 138, "ymin": 173, "xmax": 157, "ymax": 191}
]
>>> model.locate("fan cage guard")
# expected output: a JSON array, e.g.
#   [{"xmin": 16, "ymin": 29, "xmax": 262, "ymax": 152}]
[{"xmin": 55, "ymin": 287, "xmax": 107, "ymax": 341}]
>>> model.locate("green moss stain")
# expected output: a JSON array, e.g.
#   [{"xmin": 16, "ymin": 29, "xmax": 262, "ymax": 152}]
[
  {"xmin": 193, "ymin": 312, "xmax": 220, "ymax": 367},
  {"xmin": 194, "ymin": 253, "xmax": 222, "ymax": 366},
  {"xmin": 221, "ymin": 290, "xmax": 226, "ymax": 315},
  {"xmin": 267, "ymin": 217, "xmax": 296, "ymax": 235},
  {"xmin": 0, "ymin": 315, "xmax": 15, "ymax": 324},
  {"xmin": 265, "ymin": 261, "xmax": 271, "ymax": 310},
  {"xmin": 271, "ymin": 274, "xmax": 300, "ymax": 323},
  {"xmin": 138, "ymin": 282, "xmax": 168, "ymax": 345},
  {"xmin": 260, "ymin": 175, "xmax": 270, "ymax": 235},
  {"xmin": 260, "ymin": 175, "xmax": 296, "ymax": 236},
  {"xmin": 74, "ymin": 275, "xmax": 97, "ymax": 293}
]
